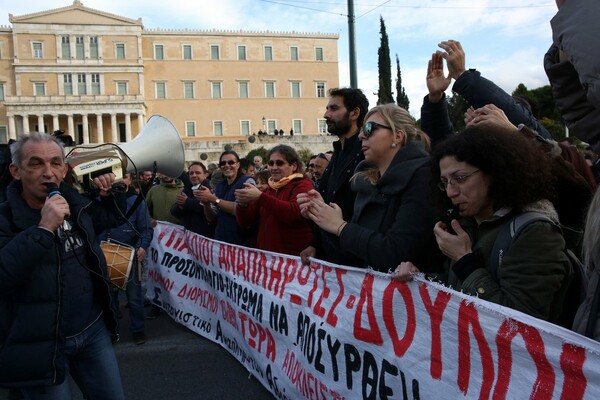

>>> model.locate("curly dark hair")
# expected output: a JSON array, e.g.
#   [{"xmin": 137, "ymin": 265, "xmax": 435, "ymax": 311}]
[{"xmin": 430, "ymin": 125, "xmax": 555, "ymax": 212}]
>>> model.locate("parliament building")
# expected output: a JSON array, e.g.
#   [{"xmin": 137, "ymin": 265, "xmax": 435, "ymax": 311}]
[{"xmin": 0, "ymin": 1, "xmax": 339, "ymax": 145}]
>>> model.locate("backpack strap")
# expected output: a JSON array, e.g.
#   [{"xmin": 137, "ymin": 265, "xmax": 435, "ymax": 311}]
[{"xmin": 490, "ymin": 211, "xmax": 554, "ymax": 281}]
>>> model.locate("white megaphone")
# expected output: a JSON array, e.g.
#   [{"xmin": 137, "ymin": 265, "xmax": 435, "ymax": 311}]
[{"xmin": 66, "ymin": 115, "xmax": 185, "ymax": 191}]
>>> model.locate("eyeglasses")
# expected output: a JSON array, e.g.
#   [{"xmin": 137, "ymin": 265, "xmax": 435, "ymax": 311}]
[
  {"xmin": 438, "ymin": 169, "xmax": 481, "ymax": 191},
  {"xmin": 268, "ymin": 159, "xmax": 288, "ymax": 167},
  {"xmin": 363, "ymin": 121, "xmax": 392, "ymax": 138},
  {"xmin": 220, "ymin": 160, "xmax": 237, "ymax": 167}
]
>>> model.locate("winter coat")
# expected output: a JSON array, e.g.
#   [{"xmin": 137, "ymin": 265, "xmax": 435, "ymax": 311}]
[
  {"xmin": 544, "ymin": 0, "xmax": 600, "ymax": 152},
  {"xmin": 446, "ymin": 201, "xmax": 570, "ymax": 323},
  {"xmin": 145, "ymin": 180, "xmax": 184, "ymax": 225},
  {"xmin": 312, "ymin": 133, "xmax": 364, "ymax": 264},
  {"xmin": 170, "ymin": 180, "xmax": 213, "ymax": 237},
  {"xmin": 214, "ymin": 175, "xmax": 254, "ymax": 245},
  {"xmin": 0, "ymin": 180, "xmax": 126, "ymax": 388},
  {"xmin": 339, "ymin": 141, "xmax": 441, "ymax": 272},
  {"xmin": 236, "ymin": 177, "xmax": 313, "ymax": 256}
]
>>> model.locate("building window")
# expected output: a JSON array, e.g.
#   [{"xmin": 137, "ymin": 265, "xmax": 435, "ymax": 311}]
[
  {"xmin": 211, "ymin": 82, "xmax": 222, "ymax": 99},
  {"xmin": 182, "ymin": 44, "xmax": 192, "ymax": 60},
  {"xmin": 0, "ymin": 83, "xmax": 5, "ymax": 101},
  {"xmin": 290, "ymin": 46, "xmax": 299, "ymax": 61},
  {"xmin": 34, "ymin": 82, "xmax": 46, "ymax": 96},
  {"xmin": 267, "ymin": 120, "xmax": 277, "ymax": 133},
  {"xmin": 75, "ymin": 36, "xmax": 84, "ymax": 59},
  {"xmin": 238, "ymin": 81, "xmax": 248, "ymax": 98},
  {"xmin": 240, "ymin": 120, "xmax": 250, "ymax": 136},
  {"xmin": 186, "ymin": 121, "xmax": 196, "ymax": 137},
  {"xmin": 63, "ymin": 74, "xmax": 73, "ymax": 95},
  {"xmin": 264, "ymin": 45, "xmax": 273, "ymax": 61},
  {"xmin": 213, "ymin": 121, "xmax": 223, "ymax": 136},
  {"xmin": 316, "ymin": 82, "xmax": 326, "ymax": 98},
  {"xmin": 315, "ymin": 47, "xmax": 323, "ymax": 61},
  {"xmin": 61, "ymin": 36, "xmax": 70, "ymax": 59},
  {"xmin": 0, "ymin": 126, "xmax": 7, "ymax": 143},
  {"xmin": 293, "ymin": 120, "xmax": 302, "ymax": 134},
  {"xmin": 291, "ymin": 81, "xmax": 301, "ymax": 98},
  {"xmin": 183, "ymin": 82, "xmax": 194, "ymax": 99},
  {"xmin": 89, "ymin": 36, "xmax": 99, "ymax": 59},
  {"xmin": 117, "ymin": 81, "xmax": 128, "ymax": 95},
  {"xmin": 115, "ymin": 43, "xmax": 125, "ymax": 59},
  {"xmin": 237, "ymin": 45, "xmax": 247, "ymax": 61},
  {"xmin": 154, "ymin": 44, "xmax": 164, "ymax": 60},
  {"xmin": 77, "ymin": 74, "xmax": 86, "ymax": 95},
  {"xmin": 265, "ymin": 81, "xmax": 275, "ymax": 98},
  {"xmin": 32, "ymin": 42, "xmax": 43, "ymax": 59},
  {"xmin": 91, "ymin": 73, "xmax": 100, "ymax": 95},
  {"xmin": 156, "ymin": 82, "xmax": 166, "ymax": 99},
  {"xmin": 210, "ymin": 45, "xmax": 219, "ymax": 60},
  {"xmin": 318, "ymin": 119, "xmax": 327, "ymax": 134}
]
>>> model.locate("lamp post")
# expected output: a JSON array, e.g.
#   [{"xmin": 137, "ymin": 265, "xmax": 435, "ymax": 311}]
[{"xmin": 262, "ymin": 116, "xmax": 266, "ymax": 131}]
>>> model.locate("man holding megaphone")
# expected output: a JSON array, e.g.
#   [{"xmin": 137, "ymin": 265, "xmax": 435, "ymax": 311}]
[{"xmin": 0, "ymin": 132, "xmax": 127, "ymax": 399}]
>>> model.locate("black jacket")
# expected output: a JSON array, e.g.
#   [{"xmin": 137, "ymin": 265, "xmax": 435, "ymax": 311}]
[
  {"xmin": 313, "ymin": 133, "xmax": 364, "ymax": 265},
  {"xmin": 0, "ymin": 180, "xmax": 126, "ymax": 388}
]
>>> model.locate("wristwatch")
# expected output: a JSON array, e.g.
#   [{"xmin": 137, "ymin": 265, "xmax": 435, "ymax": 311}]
[{"xmin": 214, "ymin": 198, "xmax": 221, "ymax": 206}]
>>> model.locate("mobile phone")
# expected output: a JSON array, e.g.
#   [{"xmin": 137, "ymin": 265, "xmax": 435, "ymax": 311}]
[{"xmin": 442, "ymin": 206, "xmax": 459, "ymax": 234}]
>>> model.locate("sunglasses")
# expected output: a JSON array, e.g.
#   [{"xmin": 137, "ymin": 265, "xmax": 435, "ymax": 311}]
[
  {"xmin": 220, "ymin": 160, "xmax": 237, "ymax": 167},
  {"xmin": 363, "ymin": 121, "xmax": 392, "ymax": 138},
  {"xmin": 268, "ymin": 159, "xmax": 288, "ymax": 167}
]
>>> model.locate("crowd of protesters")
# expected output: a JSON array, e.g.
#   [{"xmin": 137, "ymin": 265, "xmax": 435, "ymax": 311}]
[{"xmin": 3, "ymin": 0, "xmax": 600, "ymax": 395}]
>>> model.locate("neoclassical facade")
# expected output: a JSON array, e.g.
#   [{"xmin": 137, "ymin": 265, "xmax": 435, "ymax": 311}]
[{"xmin": 0, "ymin": 1, "xmax": 339, "ymax": 144}]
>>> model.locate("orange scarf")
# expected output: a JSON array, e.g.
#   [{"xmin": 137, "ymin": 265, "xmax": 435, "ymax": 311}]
[{"xmin": 268, "ymin": 173, "xmax": 304, "ymax": 190}]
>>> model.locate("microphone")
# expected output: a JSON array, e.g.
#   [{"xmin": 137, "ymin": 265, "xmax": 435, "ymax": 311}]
[{"xmin": 46, "ymin": 183, "xmax": 71, "ymax": 232}]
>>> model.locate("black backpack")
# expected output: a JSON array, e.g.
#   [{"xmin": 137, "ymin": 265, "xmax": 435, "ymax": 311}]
[{"xmin": 490, "ymin": 211, "xmax": 587, "ymax": 329}]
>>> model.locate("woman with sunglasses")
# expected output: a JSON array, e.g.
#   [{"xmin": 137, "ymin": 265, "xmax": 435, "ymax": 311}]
[
  {"xmin": 235, "ymin": 144, "xmax": 313, "ymax": 255},
  {"xmin": 394, "ymin": 126, "xmax": 571, "ymax": 323},
  {"xmin": 299, "ymin": 103, "xmax": 441, "ymax": 272},
  {"xmin": 195, "ymin": 150, "xmax": 255, "ymax": 245}
]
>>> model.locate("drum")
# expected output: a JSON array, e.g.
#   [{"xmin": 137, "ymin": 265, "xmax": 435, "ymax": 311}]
[{"xmin": 100, "ymin": 240, "xmax": 135, "ymax": 290}]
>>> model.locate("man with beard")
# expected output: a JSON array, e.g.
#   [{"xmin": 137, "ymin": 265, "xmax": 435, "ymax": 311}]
[{"xmin": 298, "ymin": 87, "xmax": 369, "ymax": 265}]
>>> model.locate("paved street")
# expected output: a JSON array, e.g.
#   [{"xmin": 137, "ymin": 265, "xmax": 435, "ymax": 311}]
[{"xmin": 1, "ymin": 306, "xmax": 273, "ymax": 400}]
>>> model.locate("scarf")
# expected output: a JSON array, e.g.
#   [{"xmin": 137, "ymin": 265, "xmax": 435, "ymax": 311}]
[{"xmin": 268, "ymin": 173, "xmax": 304, "ymax": 190}]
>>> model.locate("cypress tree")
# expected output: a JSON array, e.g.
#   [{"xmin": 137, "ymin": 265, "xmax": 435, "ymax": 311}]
[
  {"xmin": 395, "ymin": 54, "xmax": 410, "ymax": 110},
  {"xmin": 377, "ymin": 16, "xmax": 393, "ymax": 104}
]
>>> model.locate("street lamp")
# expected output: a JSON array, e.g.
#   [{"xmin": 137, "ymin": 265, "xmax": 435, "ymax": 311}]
[{"xmin": 262, "ymin": 116, "xmax": 266, "ymax": 130}]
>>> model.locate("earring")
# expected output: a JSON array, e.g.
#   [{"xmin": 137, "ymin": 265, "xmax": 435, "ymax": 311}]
[{"xmin": 391, "ymin": 143, "xmax": 397, "ymax": 148}]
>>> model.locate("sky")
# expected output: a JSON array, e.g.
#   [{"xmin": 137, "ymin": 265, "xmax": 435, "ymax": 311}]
[{"xmin": 0, "ymin": 0, "xmax": 559, "ymax": 118}]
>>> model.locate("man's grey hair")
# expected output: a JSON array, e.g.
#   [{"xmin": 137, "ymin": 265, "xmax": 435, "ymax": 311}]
[{"xmin": 10, "ymin": 132, "xmax": 65, "ymax": 168}]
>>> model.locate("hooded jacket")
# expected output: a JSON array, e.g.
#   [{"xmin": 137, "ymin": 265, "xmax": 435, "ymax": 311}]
[
  {"xmin": 446, "ymin": 200, "xmax": 570, "ymax": 322},
  {"xmin": 339, "ymin": 141, "xmax": 441, "ymax": 272},
  {"xmin": 0, "ymin": 180, "xmax": 126, "ymax": 388}
]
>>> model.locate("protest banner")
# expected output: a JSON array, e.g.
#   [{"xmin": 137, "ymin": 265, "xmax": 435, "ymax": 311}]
[{"xmin": 147, "ymin": 222, "xmax": 600, "ymax": 399}]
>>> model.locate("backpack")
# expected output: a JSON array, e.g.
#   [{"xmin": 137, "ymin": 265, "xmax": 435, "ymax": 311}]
[{"xmin": 490, "ymin": 211, "xmax": 587, "ymax": 329}]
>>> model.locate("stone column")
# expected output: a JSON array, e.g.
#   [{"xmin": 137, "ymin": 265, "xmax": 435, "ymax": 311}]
[
  {"xmin": 52, "ymin": 115, "xmax": 60, "ymax": 133},
  {"xmin": 37, "ymin": 115, "xmax": 45, "ymax": 133},
  {"xmin": 96, "ymin": 114, "xmax": 104, "ymax": 144},
  {"xmin": 22, "ymin": 115, "xmax": 30, "ymax": 133},
  {"xmin": 82, "ymin": 114, "xmax": 89, "ymax": 144},
  {"xmin": 8, "ymin": 115, "xmax": 16, "ymax": 140},
  {"xmin": 125, "ymin": 113, "xmax": 132, "ymax": 142},
  {"xmin": 110, "ymin": 113, "xmax": 117, "ymax": 143},
  {"xmin": 67, "ymin": 115, "xmax": 75, "ymax": 140},
  {"xmin": 137, "ymin": 113, "xmax": 145, "ymax": 136}
]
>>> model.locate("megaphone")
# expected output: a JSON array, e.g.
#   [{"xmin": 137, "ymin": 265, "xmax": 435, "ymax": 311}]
[{"xmin": 66, "ymin": 115, "xmax": 185, "ymax": 191}]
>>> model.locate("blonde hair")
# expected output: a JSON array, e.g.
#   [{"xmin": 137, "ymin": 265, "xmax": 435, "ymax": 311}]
[{"xmin": 355, "ymin": 103, "xmax": 430, "ymax": 185}]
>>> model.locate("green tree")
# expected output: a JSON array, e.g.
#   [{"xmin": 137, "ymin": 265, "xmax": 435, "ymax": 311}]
[
  {"xmin": 395, "ymin": 54, "xmax": 409, "ymax": 110},
  {"xmin": 377, "ymin": 16, "xmax": 393, "ymax": 104},
  {"xmin": 447, "ymin": 93, "xmax": 470, "ymax": 132},
  {"xmin": 245, "ymin": 147, "xmax": 269, "ymax": 163}
]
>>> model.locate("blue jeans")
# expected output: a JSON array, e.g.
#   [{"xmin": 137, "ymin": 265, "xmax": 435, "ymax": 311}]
[
  {"xmin": 21, "ymin": 317, "xmax": 125, "ymax": 400},
  {"xmin": 113, "ymin": 260, "xmax": 145, "ymax": 333}
]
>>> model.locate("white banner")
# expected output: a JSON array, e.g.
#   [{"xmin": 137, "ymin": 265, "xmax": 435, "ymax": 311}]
[{"xmin": 146, "ymin": 222, "xmax": 600, "ymax": 399}]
